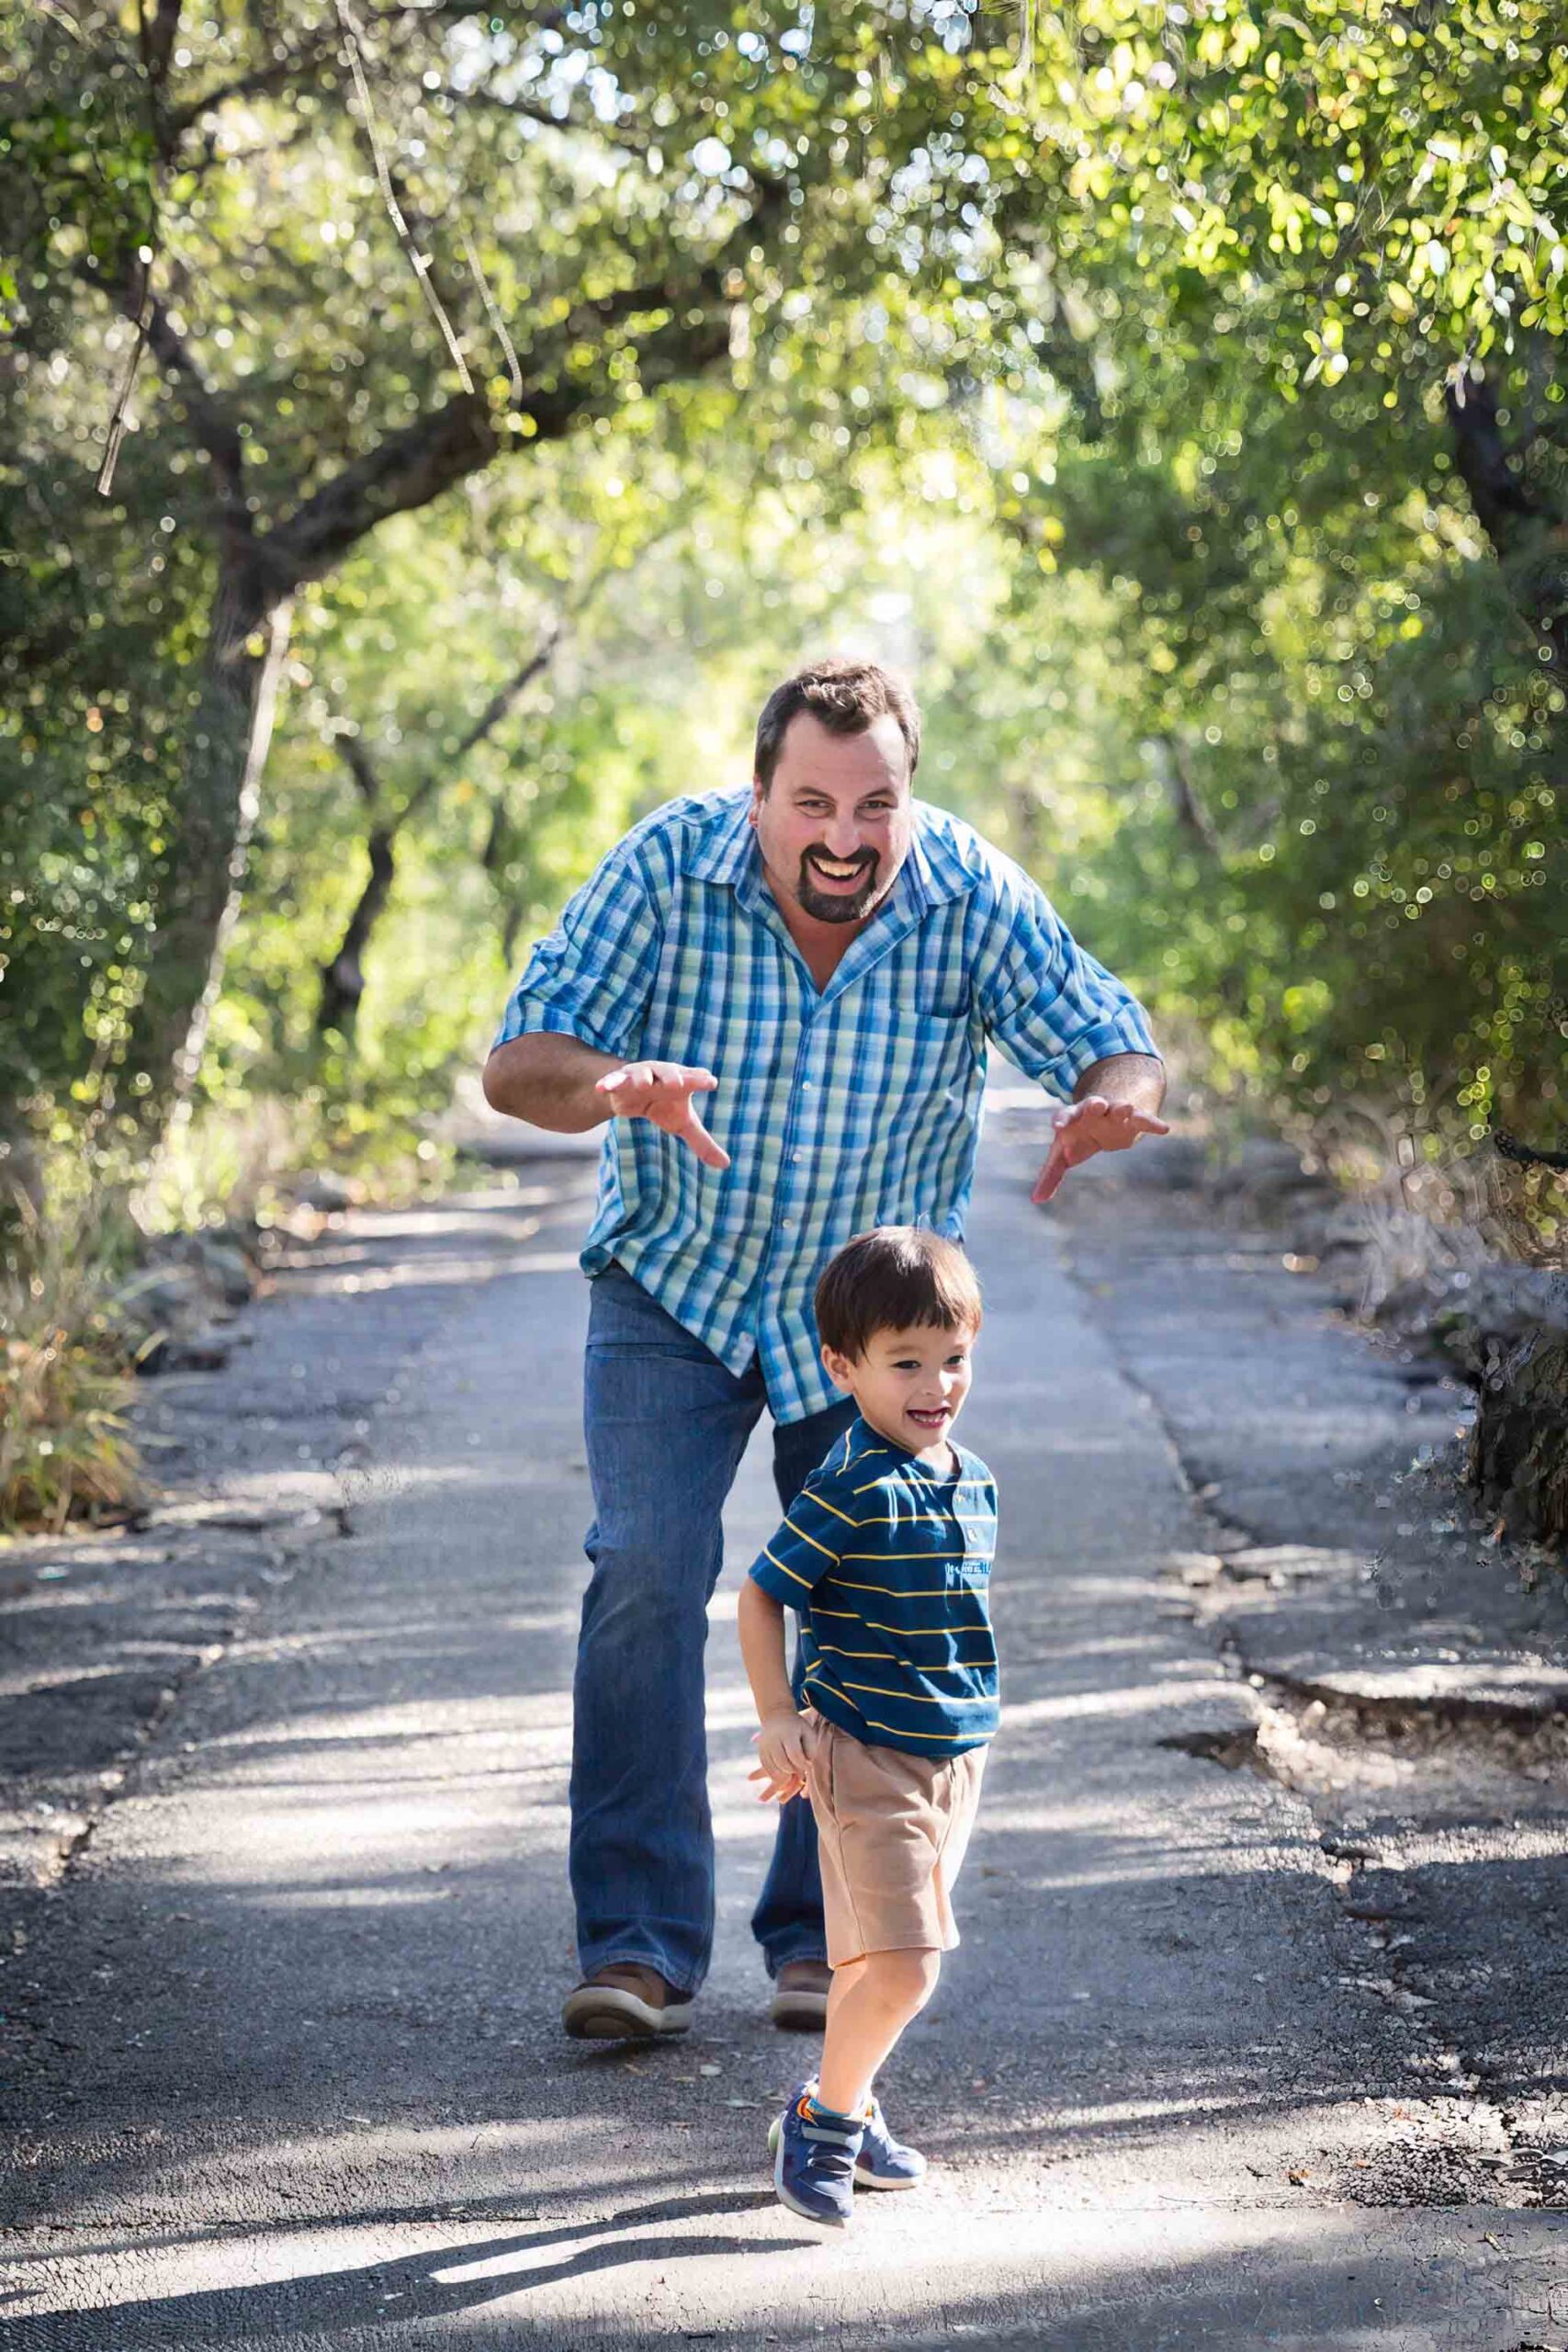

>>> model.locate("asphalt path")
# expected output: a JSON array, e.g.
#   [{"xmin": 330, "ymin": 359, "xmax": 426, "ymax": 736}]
[{"xmin": 4, "ymin": 1125, "xmax": 1564, "ymax": 2348}]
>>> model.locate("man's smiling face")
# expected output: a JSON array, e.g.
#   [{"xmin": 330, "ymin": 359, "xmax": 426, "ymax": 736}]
[{"xmin": 750, "ymin": 710, "xmax": 915, "ymax": 928}]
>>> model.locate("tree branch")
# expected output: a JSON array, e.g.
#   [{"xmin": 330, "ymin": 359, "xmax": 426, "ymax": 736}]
[
  {"xmin": 317, "ymin": 800, "xmax": 399, "ymax": 1040},
  {"xmin": 333, "ymin": 0, "xmax": 474, "ymax": 392},
  {"xmin": 157, "ymin": 84, "xmax": 775, "ymax": 572},
  {"xmin": 263, "ymin": 390, "xmax": 499, "ymax": 593},
  {"xmin": 165, "ymin": 30, "xmax": 344, "ymax": 139},
  {"xmin": 461, "ymin": 229, "xmax": 522, "ymax": 405},
  {"xmin": 442, "ymin": 80, "xmax": 659, "ymax": 162},
  {"xmin": 142, "ymin": 0, "xmax": 186, "ymax": 89},
  {"xmin": 317, "ymin": 619, "xmax": 560, "ymax": 1038},
  {"xmin": 452, "ymin": 624, "xmax": 562, "ymax": 764},
  {"xmin": 333, "ymin": 733, "xmax": 385, "ymax": 808},
  {"xmin": 80, "ymin": 256, "xmax": 253, "ymax": 521},
  {"xmin": 141, "ymin": 290, "xmax": 250, "ymax": 522},
  {"xmin": 265, "ymin": 230, "xmax": 750, "ymax": 597},
  {"xmin": 479, "ymin": 791, "xmax": 509, "ymax": 876}
]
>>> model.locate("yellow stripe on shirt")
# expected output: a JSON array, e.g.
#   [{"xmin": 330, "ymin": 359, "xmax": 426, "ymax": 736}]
[
  {"xmin": 761, "ymin": 1546, "xmax": 813, "ymax": 1589},
  {"xmin": 782, "ymin": 1517, "xmax": 839, "ymax": 1561},
  {"xmin": 859, "ymin": 1714, "xmax": 988, "ymax": 1744},
  {"xmin": 840, "ymin": 1679, "xmax": 996, "ymax": 1705},
  {"xmin": 807, "ymin": 1493, "xmax": 859, "ymax": 1529},
  {"xmin": 837, "ymin": 1550, "xmax": 973, "ymax": 1563},
  {"xmin": 829, "ymin": 1574, "xmax": 980, "ymax": 1597},
  {"xmin": 817, "ymin": 1643, "xmax": 994, "ymax": 1671}
]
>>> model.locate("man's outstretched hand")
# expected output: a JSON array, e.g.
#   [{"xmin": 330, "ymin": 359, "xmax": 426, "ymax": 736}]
[
  {"xmin": 595, "ymin": 1060, "xmax": 731, "ymax": 1170},
  {"xmin": 1031, "ymin": 1094, "xmax": 1171, "ymax": 1205}
]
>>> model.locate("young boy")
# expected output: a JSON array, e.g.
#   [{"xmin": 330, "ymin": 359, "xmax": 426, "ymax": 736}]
[{"xmin": 737, "ymin": 1227, "xmax": 998, "ymax": 2229}]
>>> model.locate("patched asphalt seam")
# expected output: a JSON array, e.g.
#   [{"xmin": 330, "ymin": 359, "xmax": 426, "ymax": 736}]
[{"xmin": 1055, "ymin": 1240, "xmax": 1549, "ymax": 2206}]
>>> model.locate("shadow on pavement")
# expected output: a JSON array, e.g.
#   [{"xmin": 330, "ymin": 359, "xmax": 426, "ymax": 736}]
[
  {"xmin": 6, "ymin": 2201, "xmax": 1562, "ymax": 2350},
  {"xmin": 0, "ymin": 2189, "xmax": 808, "ymax": 2345}
]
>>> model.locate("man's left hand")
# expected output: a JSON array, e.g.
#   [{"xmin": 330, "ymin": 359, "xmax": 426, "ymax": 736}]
[{"xmin": 1031, "ymin": 1095, "xmax": 1171, "ymax": 1205}]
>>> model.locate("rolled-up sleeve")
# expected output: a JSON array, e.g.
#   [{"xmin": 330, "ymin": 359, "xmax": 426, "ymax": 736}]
[
  {"xmin": 975, "ymin": 866, "xmax": 1158, "ymax": 1099},
  {"xmin": 492, "ymin": 843, "xmax": 662, "ymax": 1057}
]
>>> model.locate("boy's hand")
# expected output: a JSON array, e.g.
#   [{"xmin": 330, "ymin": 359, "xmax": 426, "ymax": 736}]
[
  {"xmin": 749, "ymin": 1708, "xmax": 815, "ymax": 1804},
  {"xmin": 594, "ymin": 1060, "xmax": 731, "ymax": 1170}
]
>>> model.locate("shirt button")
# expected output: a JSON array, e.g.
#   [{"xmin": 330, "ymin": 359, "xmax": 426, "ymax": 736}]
[
  {"xmin": 782, "ymin": 1218, "xmax": 795, "ymax": 1230},
  {"xmin": 792, "ymin": 1150, "xmax": 803, "ymax": 1163}
]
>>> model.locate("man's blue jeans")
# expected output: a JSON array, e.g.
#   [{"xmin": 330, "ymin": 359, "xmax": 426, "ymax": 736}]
[{"xmin": 570, "ymin": 1263, "xmax": 858, "ymax": 1996}]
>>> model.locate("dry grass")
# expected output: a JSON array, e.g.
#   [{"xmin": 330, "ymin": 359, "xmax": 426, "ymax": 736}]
[
  {"xmin": 0, "ymin": 1198, "xmax": 144, "ymax": 1537},
  {"xmin": 1303, "ymin": 1114, "xmax": 1566, "ymax": 1320}
]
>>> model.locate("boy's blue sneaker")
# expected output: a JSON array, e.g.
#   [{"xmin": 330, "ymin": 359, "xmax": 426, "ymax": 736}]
[
  {"xmin": 770, "ymin": 2088, "xmax": 863, "ymax": 2229},
  {"xmin": 854, "ymin": 2095, "xmax": 926, "ymax": 2190}
]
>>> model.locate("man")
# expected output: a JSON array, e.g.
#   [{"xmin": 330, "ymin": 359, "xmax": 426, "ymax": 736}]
[{"xmin": 482, "ymin": 657, "xmax": 1167, "ymax": 2042}]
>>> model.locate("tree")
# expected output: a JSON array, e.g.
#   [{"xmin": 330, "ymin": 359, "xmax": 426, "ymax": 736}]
[
  {"xmin": 318, "ymin": 624, "xmax": 559, "ymax": 1042},
  {"xmin": 6, "ymin": 0, "xmax": 1563, "ymax": 1197},
  {"xmin": 2, "ymin": 0, "xmax": 919, "ymax": 1127}
]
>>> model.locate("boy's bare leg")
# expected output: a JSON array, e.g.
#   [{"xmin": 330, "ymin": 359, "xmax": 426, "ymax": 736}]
[{"xmin": 817, "ymin": 1948, "xmax": 942, "ymax": 2116}]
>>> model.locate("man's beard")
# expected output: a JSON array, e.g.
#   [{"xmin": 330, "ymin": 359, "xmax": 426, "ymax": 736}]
[{"xmin": 795, "ymin": 846, "xmax": 883, "ymax": 924}]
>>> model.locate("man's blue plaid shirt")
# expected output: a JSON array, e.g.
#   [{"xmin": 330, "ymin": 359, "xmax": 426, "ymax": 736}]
[{"xmin": 493, "ymin": 786, "xmax": 1156, "ymax": 1422}]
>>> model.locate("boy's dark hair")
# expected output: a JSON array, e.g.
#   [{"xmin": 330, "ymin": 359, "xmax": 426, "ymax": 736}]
[
  {"xmin": 753, "ymin": 657, "xmax": 921, "ymax": 790},
  {"xmin": 814, "ymin": 1227, "xmax": 982, "ymax": 1363}
]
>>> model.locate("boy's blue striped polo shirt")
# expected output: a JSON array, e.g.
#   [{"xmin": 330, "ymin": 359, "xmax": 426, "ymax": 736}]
[
  {"xmin": 748, "ymin": 1415, "xmax": 999, "ymax": 1758},
  {"xmin": 493, "ymin": 784, "xmax": 1156, "ymax": 1424}
]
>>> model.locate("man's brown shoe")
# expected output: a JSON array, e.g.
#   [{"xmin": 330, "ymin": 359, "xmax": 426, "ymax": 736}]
[
  {"xmin": 770, "ymin": 1959, "xmax": 831, "ymax": 2030},
  {"xmin": 561, "ymin": 1963, "xmax": 694, "ymax": 2041}
]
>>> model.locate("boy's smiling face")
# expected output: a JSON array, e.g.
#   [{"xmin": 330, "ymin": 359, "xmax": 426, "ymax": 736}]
[{"xmin": 821, "ymin": 1320, "xmax": 977, "ymax": 1464}]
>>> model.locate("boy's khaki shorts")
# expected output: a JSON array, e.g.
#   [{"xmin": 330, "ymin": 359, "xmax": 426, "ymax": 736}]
[{"xmin": 803, "ymin": 1711, "xmax": 987, "ymax": 1967}]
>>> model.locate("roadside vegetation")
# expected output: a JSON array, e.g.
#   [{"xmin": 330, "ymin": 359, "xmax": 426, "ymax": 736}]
[{"xmin": 0, "ymin": 1199, "xmax": 142, "ymax": 1534}]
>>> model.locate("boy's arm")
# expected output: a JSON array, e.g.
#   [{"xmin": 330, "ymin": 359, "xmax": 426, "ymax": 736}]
[{"xmin": 737, "ymin": 1578, "xmax": 815, "ymax": 1804}]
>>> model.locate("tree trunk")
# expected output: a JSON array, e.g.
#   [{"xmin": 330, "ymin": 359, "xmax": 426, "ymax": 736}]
[
  {"xmin": 1445, "ymin": 368, "xmax": 1568, "ymax": 673},
  {"xmin": 317, "ymin": 823, "xmax": 398, "ymax": 1042},
  {"xmin": 499, "ymin": 899, "xmax": 525, "ymax": 972},
  {"xmin": 126, "ymin": 545, "xmax": 293, "ymax": 1125},
  {"xmin": 1469, "ymin": 1333, "xmax": 1568, "ymax": 1544},
  {"xmin": 479, "ymin": 792, "xmax": 527, "ymax": 969},
  {"xmin": 1151, "ymin": 733, "xmax": 1221, "ymax": 857},
  {"xmin": 123, "ymin": 394, "xmax": 498, "ymax": 1129}
]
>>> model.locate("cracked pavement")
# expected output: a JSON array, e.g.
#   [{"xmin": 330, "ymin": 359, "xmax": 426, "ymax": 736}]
[{"xmin": 2, "ymin": 1118, "xmax": 1565, "ymax": 2347}]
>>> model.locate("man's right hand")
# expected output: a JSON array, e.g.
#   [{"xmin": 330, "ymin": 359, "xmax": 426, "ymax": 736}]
[{"xmin": 594, "ymin": 1060, "xmax": 731, "ymax": 1170}]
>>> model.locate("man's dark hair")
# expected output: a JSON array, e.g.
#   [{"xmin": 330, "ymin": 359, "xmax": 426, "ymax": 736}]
[
  {"xmin": 815, "ymin": 1227, "xmax": 982, "ymax": 1363},
  {"xmin": 753, "ymin": 657, "xmax": 921, "ymax": 790}
]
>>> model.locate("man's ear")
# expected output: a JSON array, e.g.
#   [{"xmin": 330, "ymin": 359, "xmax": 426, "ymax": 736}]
[{"xmin": 820, "ymin": 1343, "xmax": 856, "ymax": 1396}]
